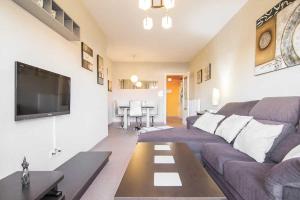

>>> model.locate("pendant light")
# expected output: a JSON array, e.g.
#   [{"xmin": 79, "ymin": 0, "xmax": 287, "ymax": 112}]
[
  {"xmin": 163, "ymin": 0, "xmax": 175, "ymax": 10},
  {"xmin": 143, "ymin": 17, "xmax": 153, "ymax": 30},
  {"xmin": 139, "ymin": 0, "xmax": 151, "ymax": 10},
  {"xmin": 162, "ymin": 15, "xmax": 172, "ymax": 29}
]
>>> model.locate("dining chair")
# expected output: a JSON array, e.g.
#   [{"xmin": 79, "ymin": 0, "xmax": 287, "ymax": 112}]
[
  {"xmin": 114, "ymin": 100, "xmax": 124, "ymax": 127},
  {"xmin": 129, "ymin": 100, "xmax": 143, "ymax": 130},
  {"xmin": 148, "ymin": 102, "xmax": 158, "ymax": 127}
]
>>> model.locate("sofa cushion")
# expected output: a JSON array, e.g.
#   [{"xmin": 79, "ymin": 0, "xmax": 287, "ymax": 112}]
[
  {"xmin": 249, "ymin": 97, "xmax": 300, "ymax": 126},
  {"xmin": 202, "ymin": 143, "xmax": 255, "ymax": 175},
  {"xmin": 193, "ymin": 113, "xmax": 225, "ymax": 134},
  {"xmin": 271, "ymin": 133, "xmax": 300, "ymax": 163},
  {"xmin": 265, "ymin": 158, "xmax": 300, "ymax": 200},
  {"xmin": 137, "ymin": 127, "xmax": 225, "ymax": 143},
  {"xmin": 234, "ymin": 120, "xmax": 283, "ymax": 163},
  {"xmin": 186, "ymin": 139, "xmax": 226, "ymax": 155},
  {"xmin": 259, "ymin": 120, "xmax": 296, "ymax": 162},
  {"xmin": 186, "ymin": 115, "xmax": 200, "ymax": 129},
  {"xmin": 224, "ymin": 161, "xmax": 274, "ymax": 200},
  {"xmin": 283, "ymin": 144, "xmax": 300, "ymax": 162},
  {"xmin": 215, "ymin": 115, "xmax": 253, "ymax": 143},
  {"xmin": 217, "ymin": 100, "xmax": 258, "ymax": 117}
]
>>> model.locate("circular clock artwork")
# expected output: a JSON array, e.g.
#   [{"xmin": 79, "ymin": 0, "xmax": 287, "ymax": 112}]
[
  {"xmin": 281, "ymin": 4, "xmax": 300, "ymax": 67},
  {"xmin": 293, "ymin": 24, "xmax": 300, "ymax": 58},
  {"xmin": 259, "ymin": 31, "xmax": 272, "ymax": 50}
]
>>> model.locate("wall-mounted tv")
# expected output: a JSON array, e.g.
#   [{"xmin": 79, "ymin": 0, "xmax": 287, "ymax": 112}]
[{"xmin": 15, "ymin": 62, "xmax": 71, "ymax": 121}]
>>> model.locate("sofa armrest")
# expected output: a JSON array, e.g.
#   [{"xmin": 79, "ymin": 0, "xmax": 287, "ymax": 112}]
[
  {"xmin": 283, "ymin": 186, "xmax": 300, "ymax": 200},
  {"xmin": 186, "ymin": 115, "xmax": 200, "ymax": 129},
  {"xmin": 265, "ymin": 158, "xmax": 300, "ymax": 200}
]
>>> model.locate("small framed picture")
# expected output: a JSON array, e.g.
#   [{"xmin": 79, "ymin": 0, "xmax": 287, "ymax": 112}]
[
  {"xmin": 204, "ymin": 63, "xmax": 211, "ymax": 81},
  {"xmin": 81, "ymin": 42, "xmax": 93, "ymax": 71},
  {"xmin": 108, "ymin": 80, "xmax": 112, "ymax": 92},
  {"xmin": 152, "ymin": 0, "xmax": 163, "ymax": 8},
  {"xmin": 97, "ymin": 55, "xmax": 104, "ymax": 85},
  {"xmin": 197, "ymin": 69, "xmax": 202, "ymax": 84}
]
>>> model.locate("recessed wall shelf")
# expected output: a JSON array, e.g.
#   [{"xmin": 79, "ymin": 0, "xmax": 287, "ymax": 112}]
[{"xmin": 12, "ymin": 0, "xmax": 80, "ymax": 41}]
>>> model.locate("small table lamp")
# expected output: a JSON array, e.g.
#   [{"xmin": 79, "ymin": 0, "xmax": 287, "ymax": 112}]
[{"xmin": 212, "ymin": 88, "xmax": 220, "ymax": 111}]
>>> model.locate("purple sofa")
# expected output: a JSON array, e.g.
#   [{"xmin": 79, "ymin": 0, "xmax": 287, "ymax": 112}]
[{"xmin": 138, "ymin": 97, "xmax": 300, "ymax": 200}]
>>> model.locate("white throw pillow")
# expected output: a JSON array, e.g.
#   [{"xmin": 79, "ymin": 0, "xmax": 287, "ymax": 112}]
[
  {"xmin": 215, "ymin": 115, "xmax": 253, "ymax": 143},
  {"xmin": 233, "ymin": 120, "xmax": 283, "ymax": 163},
  {"xmin": 193, "ymin": 112, "xmax": 225, "ymax": 134},
  {"xmin": 283, "ymin": 145, "xmax": 300, "ymax": 162}
]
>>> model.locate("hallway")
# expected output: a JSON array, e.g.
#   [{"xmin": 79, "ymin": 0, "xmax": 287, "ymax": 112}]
[{"xmin": 167, "ymin": 116, "xmax": 184, "ymax": 128}]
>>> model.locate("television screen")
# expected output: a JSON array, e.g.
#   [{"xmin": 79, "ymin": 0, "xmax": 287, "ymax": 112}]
[{"xmin": 15, "ymin": 62, "xmax": 71, "ymax": 121}]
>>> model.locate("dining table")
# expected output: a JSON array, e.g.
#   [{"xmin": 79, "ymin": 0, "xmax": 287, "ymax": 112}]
[{"xmin": 119, "ymin": 105, "xmax": 154, "ymax": 129}]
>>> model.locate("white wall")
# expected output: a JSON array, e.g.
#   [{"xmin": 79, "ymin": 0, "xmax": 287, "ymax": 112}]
[
  {"xmin": 189, "ymin": 0, "xmax": 300, "ymax": 111},
  {"xmin": 111, "ymin": 62, "xmax": 188, "ymax": 123},
  {"xmin": 0, "ymin": 0, "xmax": 110, "ymax": 179},
  {"xmin": 107, "ymin": 60, "xmax": 114, "ymax": 124}
]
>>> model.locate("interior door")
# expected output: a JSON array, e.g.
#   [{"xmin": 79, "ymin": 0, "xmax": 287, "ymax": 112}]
[{"xmin": 182, "ymin": 75, "xmax": 189, "ymax": 123}]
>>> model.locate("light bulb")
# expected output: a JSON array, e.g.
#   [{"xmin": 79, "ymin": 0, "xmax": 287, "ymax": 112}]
[
  {"xmin": 162, "ymin": 15, "xmax": 172, "ymax": 29},
  {"xmin": 143, "ymin": 17, "xmax": 153, "ymax": 30},
  {"xmin": 163, "ymin": 0, "xmax": 175, "ymax": 9},
  {"xmin": 136, "ymin": 81, "xmax": 143, "ymax": 88},
  {"xmin": 139, "ymin": 0, "xmax": 151, "ymax": 10},
  {"xmin": 130, "ymin": 75, "xmax": 139, "ymax": 83}
]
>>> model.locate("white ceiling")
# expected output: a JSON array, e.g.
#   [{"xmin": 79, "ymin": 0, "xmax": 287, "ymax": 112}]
[{"xmin": 82, "ymin": 0, "xmax": 248, "ymax": 62}]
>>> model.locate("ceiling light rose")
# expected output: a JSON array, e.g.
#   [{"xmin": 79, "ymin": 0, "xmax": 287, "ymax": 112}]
[
  {"xmin": 143, "ymin": 17, "xmax": 153, "ymax": 30},
  {"xmin": 139, "ymin": 0, "xmax": 151, "ymax": 10},
  {"xmin": 130, "ymin": 75, "xmax": 139, "ymax": 83},
  {"xmin": 163, "ymin": 0, "xmax": 175, "ymax": 9},
  {"xmin": 162, "ymin": 15, "xmax": 172, "ymax": 29}
]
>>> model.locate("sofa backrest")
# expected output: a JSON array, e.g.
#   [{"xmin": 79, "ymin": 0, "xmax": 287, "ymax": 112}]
[
  {"xmin": 249, "ymin": 97, "xmax": 300, "ymax": 126},
  {"xmin": 217, "ymin": 100, "xmax": 259, "ymax": 117}
]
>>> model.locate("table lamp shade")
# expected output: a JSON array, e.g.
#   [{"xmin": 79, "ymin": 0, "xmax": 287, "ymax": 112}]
[{"xmin": 212, "ymin": 88, "xmax": 220, "ymax": 106}]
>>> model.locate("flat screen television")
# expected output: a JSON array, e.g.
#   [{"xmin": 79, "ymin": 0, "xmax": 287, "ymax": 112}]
[{"xmin": 15, "ymin": 62, "xmax": 71, "ymax": 121}]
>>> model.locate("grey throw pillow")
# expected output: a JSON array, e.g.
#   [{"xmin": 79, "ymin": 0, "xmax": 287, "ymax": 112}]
[{"xmin": 270, "ymin": 133, "xmax": 300, "ymax": 163}]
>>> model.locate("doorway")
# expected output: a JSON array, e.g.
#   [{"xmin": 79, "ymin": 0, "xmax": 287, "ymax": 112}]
[{"xmin": 165, "ymin": 74, "xmax": 189, "ymax": 127}]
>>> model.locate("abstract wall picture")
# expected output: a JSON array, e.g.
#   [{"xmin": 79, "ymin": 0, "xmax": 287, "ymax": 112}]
[
  {"xmin": 97, "ymin": 55, "xmax": 104, "ymax": 85},
  {"xmin": 197, "ymin": 69, "xmax": 202, "ymax": 84},
  {"xmin": 204, "ymin": 64, "xmax": 211, "ymax": 81},
  {"xmin": 81, "ymin": 42, "xmax": 93, "ymax": 71},
  {"xmin": 108, "ymin": 80, "xmax": 112, "ymax": 92},
  {"xmin": 255, "ymin": 0, "xmax": 300, "ymax": 75}
]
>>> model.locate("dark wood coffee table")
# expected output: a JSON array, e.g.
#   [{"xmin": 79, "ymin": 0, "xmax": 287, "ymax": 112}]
[{"xmin": 115, "ymin": 142, "xmax": 225, "ymax": 200}]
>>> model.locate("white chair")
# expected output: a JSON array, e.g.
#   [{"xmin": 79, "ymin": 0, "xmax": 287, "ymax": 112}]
[
  {"xmin": 129, "ymin": 100, "xmax": 143, "ymax": 130},
  {"xmin": 148, "ymin": 102, "xmax": 158, "ymax": 127},
  {"xmin": 114, "ymin": 100, "xmax": 124, "ymax": 127}
]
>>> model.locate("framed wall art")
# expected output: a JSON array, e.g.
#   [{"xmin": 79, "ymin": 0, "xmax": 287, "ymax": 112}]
[
  {"xmin": 204, "ymin": 64, "xmax": 211, "ymax": 81},
  {"xmin": 108, "ymin": 80, "xmax": 112, "ymax": 92},
  {"xmin": 255, "ymin": 0, "xmax": 300, "ymax": 75},
  {"xmin": 97, "ymin": 55, "xmax": 104, "ymax": 85},
  {"xmin": 197, "ymin": 69, "xmax": 202, "ymax": 84},
  {"xmin": 81, "ymin": 42, "xmax": 93, "ymax": 71}
]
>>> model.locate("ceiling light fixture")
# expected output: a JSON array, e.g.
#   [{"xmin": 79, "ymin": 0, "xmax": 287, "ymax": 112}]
[
  {"xmin": 139, "ymin": 0, "xmax": 151, "ymax": 10},
  {"xmin": 139, "ymin": 0, "xmax": 175, "ymax": 30},
  {"xmin": 143, "ymin": 17, "xmax": 153, "ymax": 30},
  {"xmin": 162, "ymin": 15, "xmax": 172, "ymax": 29},
  {"xmin": 163, "ymin": 0, "xmax": 175, "ymax": 10},
  {"xmin": 130, "ymin": 75, "xmax": 139, "ymax": 83}
]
